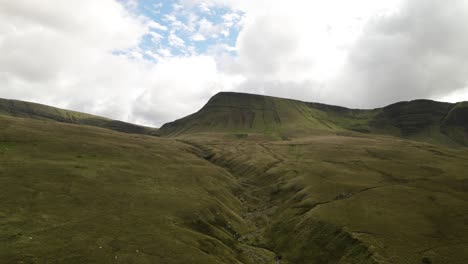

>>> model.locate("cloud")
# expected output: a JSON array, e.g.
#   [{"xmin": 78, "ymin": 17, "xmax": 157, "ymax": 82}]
[
  {"xmin": 130, "ymin": 56, "xmax": 243, "ymax": 125},
  {"xmin": 191, "ymin": 33, "xmax": 206, "ymax": 41},
  {"xmin": 217, "ymin": 0, "xmax": 468, "ymax": 108},
  {"xmin": 223, "ymin": 1, "xmax": 402, "ymax": 82},
  {"xmin": 148, "ymin": 31, "xmax": 164, "ymax": 42},
  {"xmin": 0, "ymin": 0, "xmax": 231, "ymax": 126},
  {"xmin": 2, "ymin": 0, "xmax": 468, "ymax": 128},
  {"xmin": 148, "ymin": 21, "xmax": 168, "ymax": 31},
  {"xmin": 197, "ymin": 18, "xmax": 223, "ymax": 38},
  {"xmin": 222, "ymin": 12, "xmax": 242, "ymax": 28},
  {"xmin": 168, "ymin": 32, "xmax": 186, "ymax": 47},
  {"xmin": 333, "ymin": 0, "xmax": 468, "ymax": 107},
  {"xmin": 0, "ymin": 0, "xmax": 147, "ymax": 85},
  {"xmin": 0, "ymin": 0, "xmax": 247, "ymax": 127},
  {"xmin": 235, "ymin": 79, "xmax": 324, "ymax": 103},
  {"xmin": 199, "ymin": 2, "xmax": 211, "ymax": 13}
]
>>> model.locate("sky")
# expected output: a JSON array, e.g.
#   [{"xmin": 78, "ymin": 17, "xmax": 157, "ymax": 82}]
[{"xmin": 1, "ymin": 0, "xmax": 468, "ymax": 126}]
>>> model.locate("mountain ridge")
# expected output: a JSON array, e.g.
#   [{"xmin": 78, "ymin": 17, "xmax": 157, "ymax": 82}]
[
  {"xmin": 1, "ymin": 93, "xmax": 467, "ymax": 146},
  {"xmin": 0, "ymin": 98, "xmax": 157, "ymax": 135},
  {"xmin": 160, "ymin": 92, "xmax": 468, "ymax": 146}
]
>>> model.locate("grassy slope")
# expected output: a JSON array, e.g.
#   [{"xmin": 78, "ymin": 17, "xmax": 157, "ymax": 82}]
[
  {"xmin": 159, "ymin": 92, "xmax": 467, "ymax": 146},
  {"xmin": 3, "ymin": 93, "xmax": 468, "ymax": 264},
  {"xmin": 158, "ymin": 92, "xmax": 468, "ymax": 263},
  {"xmin": 0, "ymin": 98, "xmax": 157, "ymax": 135},
  {"xmin": 181, "ymin": 133, "xmax": 468, "ymax": 264},
  {"xmin": 441, "ymin": 102, "xmax": 468, "ymax": 145},
  {"xmin": 159, "ymin": 92, "xmax": 373, "ymax": 138},
  {"xmin": 0, "ymin": 115, "xmax": 280, "ymax": 264}
]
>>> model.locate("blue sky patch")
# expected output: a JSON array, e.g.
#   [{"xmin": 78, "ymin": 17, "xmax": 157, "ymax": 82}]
[{"xmin": 130, "ymin": 0, "xmax": 243, "ymax": 61}]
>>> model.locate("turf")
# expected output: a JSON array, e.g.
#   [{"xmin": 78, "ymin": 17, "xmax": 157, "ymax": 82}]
[
  {"xmin": 179, "ymin": 133, "xmax": 468, "ymax": 264},
  {"xmin": 159, "ymin": 92, "xmax": 468, "ymax": 146},
  {"xmin": 0, "ymin": 115, "xmax": 265, "ymax": 263},
  {"xmin": 0, "ymin": 98, "xmax": 157, "ymax": 135},
  {"xmin": 2, "ymin": 92, "xmax": 468, "ymax": 263}
]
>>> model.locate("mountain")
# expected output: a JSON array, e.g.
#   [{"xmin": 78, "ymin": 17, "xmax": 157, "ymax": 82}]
[
  {"xmin": 160, "ymin": 92, "xmax": 468, "ymax": 146},
  {"xmin": 2, "ymin": 93, "xmax": 468, "ymax": 264},
  {"xmin": 159, "ymin": 92, "xmax": 373, "ymax": 137},
  {"xmin": 0, "ymin": 98, "xmax": 157, "ymax": 135}
]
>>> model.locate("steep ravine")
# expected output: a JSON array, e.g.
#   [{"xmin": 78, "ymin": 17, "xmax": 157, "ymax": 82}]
[
  {"xmin": 179, "ymin": 138, "xmax": 378, "ymax": 264},
  {"xmin": 178, "ymin": 139, "xmax": 280, "ymax": 263}
]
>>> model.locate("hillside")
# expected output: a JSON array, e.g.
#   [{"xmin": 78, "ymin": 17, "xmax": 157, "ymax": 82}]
[
  {"xmin": 160, "ymin": 92, "xmax": 468, "ymax": 146},
  {"xmin": 0, "ymin": 114, "xmax": 259, "ymax": 263},
  {"xmin": 0, "ymin": 98, "xmax": 157, "ymax": 135},
  {"xmin": 2, "ymin": 93, "xmax": 468, "ymax": 263}
]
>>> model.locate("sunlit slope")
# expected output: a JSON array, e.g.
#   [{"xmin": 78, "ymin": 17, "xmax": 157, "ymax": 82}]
[
  {"xmin": 0, "ymin": 115, "xmax": 275, "ymax": 264},
  {"xmin": 183, "ymin": 133, "xmax": 468, "ymax": 264},
  {"xmin": 159, "ymin": 92, "xmax": 376, "ymax": 137},
  {"xmin": 0, "ymin": 98, "xmax": 157, "ymax": 135},
  {"xmin": 160, "ymin": 92, "xmax": 468, "ymax": 146}
]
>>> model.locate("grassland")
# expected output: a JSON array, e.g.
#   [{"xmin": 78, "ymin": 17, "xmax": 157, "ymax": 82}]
[
  {"xmin": 160, "ymin": 92, "xmax": 468, "ymax": 146},
  {"xmin": 0, "ymin": 98, "xmax": 157, "ymax": 135},
  {"xmin": 2, "ymin": 93, "xmax": 468, "ymax": 263},
  {"xmin": 179, "ymin": 132, "xmax": 468, "ymax": 264},
  {"xmin": 0, "ymin": 115, "xmax": 273, "ymax": 263}
]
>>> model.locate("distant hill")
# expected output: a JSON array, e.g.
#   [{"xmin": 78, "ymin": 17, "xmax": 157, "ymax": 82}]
[
  {"xmin": 0, "ymin": 98, "xmax": 157, "ymax": 135},
  {"xmin": 160, "ymin": 92, "xmax": 468, "ymax": 146}
]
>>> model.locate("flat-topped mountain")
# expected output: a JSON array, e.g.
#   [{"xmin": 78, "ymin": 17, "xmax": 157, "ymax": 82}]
[{"xmin": 160, "ymin": 92, "xmax": 468, "ymax": 146}]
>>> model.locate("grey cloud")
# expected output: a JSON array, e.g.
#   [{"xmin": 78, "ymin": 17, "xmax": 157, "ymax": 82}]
[
  {"xmin": 231, "ymin": 14, "xmax": 313, "ymax": 79},
  {"xmin": 131, "ymin": 87, "xmax": 216, "ymax": 126},
  {"xmin": 235, "ymin": 79, "xmax": 326, "ymax": 104},
  {"xmin": 336, "ymin": 0, "xmax": 468, "ymax": 108},
  {"xmin": 236, "ymin": 15, "xmax": 297, "ymax": 76},
  {"xmin": 3, "ymin": 0, "xmax": 468, "ymax": 129}
]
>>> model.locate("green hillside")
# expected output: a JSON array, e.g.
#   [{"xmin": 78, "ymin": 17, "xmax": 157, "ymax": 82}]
[
  {"xmin": 0, "ymin": 98, "xmax": 157, "ymax": 135},
  {"xmin": 441, "ymin": 102, "xmax": 468, "ymax": 146},
  {"xmin": 0, "ymin": 114, "xmax": 269, "ymax": 264},
  {"xmin": 160, "ymin": 92, "xmax": 467, "ymax": 146},
  {"xmin": 2, "ymin": 93, "xmax": 468, "ymax": 263},
  {"xmin": 182, "ymin": 133, "xmax": 468, "ymax": 264},
  {"xmin": 159, "ymin": 92, "xmax": 372, "ymax": 137}
]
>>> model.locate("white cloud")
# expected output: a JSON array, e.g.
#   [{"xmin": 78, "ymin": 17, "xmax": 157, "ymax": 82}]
[
  {"xmin": 199, "ymin": 2, "xmax": 211, "ymax": 13},
  {"xmin": 158, "ymin": 48, "xmax": 173, "ymax": 57},
  {"xmin": 148, "ymin": 21, "xmax": 168, "ymax": 31},
  {"xmin": 163, "ymin": 14, "xmax": 185, "ymax": 30},
  {"xmin": 197, "ymin": 18, "xmax": 216, "ymax": 37},
  {"xmin": 222, "ymin": 12, "xmax": 242, "ymax": 28},
  {"xmin": 173, "ymin": 3, "xmax": 184, "ymax": 11},
  {"xmin": 332, "ymin": 0, "xmax": 468, "ymax": 107},
  {"xmin": 3, "ymin": 0, "xmax": 468, "ymax": 129},
  {"xmin": 191, "ymin": 33, "xmax": 206, "ymax": 41},
  {"xmin": 149, "ymin": 31, "xmax": 163, "ymax": 42},
  {"xmin": 224, "ymin": 1, "xmax": 404, "ymax": 83},
  {"xmin": 168, "ymin": 32, "xmax": 185, "ymax": 47},
  {"xmin": 202, "ymin": 0, "xmax": 468, "ymax": 107},
  {"xmin": 131, "ymin": 56, "xmax": 243, "ymax": 125},
  {"xmin": 0, "ymin": 0, "xmax": 241, "ymax": 126},
  {"xmin": 171, "ymin": 1, "xmax": 244, "ymax": 41},
  {"xmin": 0, "ymin": 0, "xmax": 148, "ymax": 86}
]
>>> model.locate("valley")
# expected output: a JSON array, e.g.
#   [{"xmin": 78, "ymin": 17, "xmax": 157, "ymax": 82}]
[{"xmin": 1, "ymin": 92, "xmax": 468, "ymax": 263}]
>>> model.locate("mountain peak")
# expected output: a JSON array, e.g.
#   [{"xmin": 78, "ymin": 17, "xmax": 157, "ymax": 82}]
[{"xmin": 159, "ymin": 92, "xmax": 468, "ymax": 146}]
